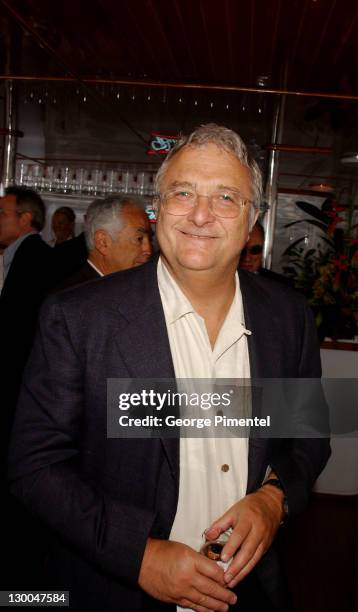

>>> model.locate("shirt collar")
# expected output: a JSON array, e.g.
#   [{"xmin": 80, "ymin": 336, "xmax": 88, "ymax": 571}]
[
  {"xmin": 87, "ymin": 259, "xmax": 104, "ymax": 277},
  {"xmin": 157, "ymin": 257, "xmax": 194, "ymax": 323},
  {"xmin": 213, "ymin": 280, "xmax": 251, "ymax": 360},
  {"xmin": 157, "ymin": 256, "xmax": 251, "ymax": 338}
]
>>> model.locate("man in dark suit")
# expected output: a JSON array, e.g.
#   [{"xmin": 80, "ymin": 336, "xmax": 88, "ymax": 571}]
[
  {"xmin": 9, "ymin": 125, "xmax": 330, "ymax": 611},
  {"xmin": 52, "ymin": 230, "xmax": 88, "ymax": 285},
  {"xmin": 239, "ymin": 221, "xmax": 293, "ymax": 285},
  {"xmin": 0, "ymin": 186, "xmax": 53, "ymax": 436},
  {"xmin": 0, "ymin": 186, "xmax": 53, "ymax": 587},
  {"xmin": 55, "ymin": 195, "xmax": 153, "ymax": 291}
]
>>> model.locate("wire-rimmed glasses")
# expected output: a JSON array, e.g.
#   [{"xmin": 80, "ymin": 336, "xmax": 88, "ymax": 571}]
[{"xmin": 155, "ymin": 187, "xmax": 253, "ymax": 218}]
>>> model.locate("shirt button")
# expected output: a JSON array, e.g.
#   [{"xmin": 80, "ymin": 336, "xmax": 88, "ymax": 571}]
[{"xmin": 221, "ymin": 464, "xmax": 230, "ymax": 472}]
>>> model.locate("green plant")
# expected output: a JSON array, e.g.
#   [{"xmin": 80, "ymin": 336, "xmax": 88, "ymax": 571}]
[{"xmin": 281, "ymin": 194, "xmax": 358, "ymax": 340}]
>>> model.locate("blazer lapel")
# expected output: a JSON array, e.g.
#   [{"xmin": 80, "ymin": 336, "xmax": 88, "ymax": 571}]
[
  {"xmin": 113, "ymin": 258, "xmax": 179, "ymax": 483},
  {"xmin": 239, "ymin": 271, "xmax": 272, "ymax": 492}
]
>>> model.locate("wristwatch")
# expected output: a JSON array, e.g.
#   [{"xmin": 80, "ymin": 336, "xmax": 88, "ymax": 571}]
[{"xmin": 261, "ymin": 478, "xmax": 289, "ymax": 522}]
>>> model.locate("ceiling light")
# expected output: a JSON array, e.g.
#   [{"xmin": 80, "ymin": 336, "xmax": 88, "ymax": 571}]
[
  {"xmin": 340, "ymin": 153, "xmax": 358, "ymax": 165},
  {"xmin": 256, "ymin": 76, "xmax": 269, "ymax": 88},
  {"xmin": 309, "ymin": 183, "xmax": 334, "ymax": 193}
]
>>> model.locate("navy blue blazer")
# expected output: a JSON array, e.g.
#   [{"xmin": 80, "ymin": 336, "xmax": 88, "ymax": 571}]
[
  {"xmin": 0, "ymin": 234, "xmax": 54, "ymax": 453},
  {"xmin": 8, "ymin": 257, "xmax": 330, "ymax": 611}
]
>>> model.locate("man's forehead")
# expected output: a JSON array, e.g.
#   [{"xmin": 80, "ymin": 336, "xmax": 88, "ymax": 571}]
[
  {"xmin": 162, "ymin": 143, "xmax": 252, "ymax": 186},
  {"xmin": 167, "ymin": 142, "xmax": 233, "ymax": 164},
  {"xmin": 248, "ymin": 226, "xmax": 264, "ymax": 244},
  {"xmin": 0, "ymin": 194, "xmax": 17, "ymax": 209},
  {"xmin": 53, "ymin": 211, "xmax": 69, "ymax": 219}
]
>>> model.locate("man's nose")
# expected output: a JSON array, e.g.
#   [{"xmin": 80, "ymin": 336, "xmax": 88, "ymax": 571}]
[
  {"xmin": 186, "ymin": 194, "xmax": 216, "ymax": 225},
  {"xmin": 142, "ymin": 236, "xmax": 153, "ymax": 257},
  {"xmin": 242, "ymin": 251, "xmax": 252, "ymax": 259}
]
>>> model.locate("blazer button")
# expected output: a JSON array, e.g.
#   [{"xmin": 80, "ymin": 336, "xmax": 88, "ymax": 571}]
[{"xmin": 221, "ymin": 464, "xmax": 230, "ymax": 472}]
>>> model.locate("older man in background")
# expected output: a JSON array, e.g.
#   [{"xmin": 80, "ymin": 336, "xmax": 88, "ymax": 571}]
[{"xmin": 55, "ymin": 195, "xmax": 152, "ymax": 290}]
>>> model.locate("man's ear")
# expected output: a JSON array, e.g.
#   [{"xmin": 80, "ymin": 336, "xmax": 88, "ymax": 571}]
[
  {"xmin": 94, "ymin": 229, "xmax": 111, "ymax": 255},
  {"xmin": 19, "ymin": 210, "xmax": 33, "ymax": 231}
]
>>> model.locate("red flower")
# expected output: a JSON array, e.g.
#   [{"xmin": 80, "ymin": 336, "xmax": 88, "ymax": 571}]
[{"xmin": 331, "ymin": 255, "xmax": 349, "ymax": 271}]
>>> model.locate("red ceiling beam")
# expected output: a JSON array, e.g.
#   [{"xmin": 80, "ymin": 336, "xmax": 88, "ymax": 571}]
[
  {"xmin": 267, "ymin": 144, "xmax": 332, "ymax": 154},
  {"xmin": 1, "ymin": 75, "xmax": 357, "ymax": 101}
]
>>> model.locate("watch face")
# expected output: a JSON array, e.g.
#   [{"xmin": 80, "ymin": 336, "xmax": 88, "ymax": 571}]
[
  {"xmin": 200, "ymin": 541, "xmax": 224, "ymax": 561},
  {"xmin": 200, "ymin": 530, "xmax": 233, "ymax": 571}
]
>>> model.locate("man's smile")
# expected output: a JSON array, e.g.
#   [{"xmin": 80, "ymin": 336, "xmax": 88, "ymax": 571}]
[{"xmin": 178, "ymin": 229, "xmax": 218, "ymax": 239}]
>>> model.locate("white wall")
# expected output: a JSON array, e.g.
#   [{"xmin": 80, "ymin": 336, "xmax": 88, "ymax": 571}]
[{"xmin": 314, "ymin": 348, "xmax": 358, "ymax": 495}]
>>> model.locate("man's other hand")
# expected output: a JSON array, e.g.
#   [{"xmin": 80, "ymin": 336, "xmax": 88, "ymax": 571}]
[{"xmin": 138, "ymin": 538, "xmax": 238, "ymax": 612}]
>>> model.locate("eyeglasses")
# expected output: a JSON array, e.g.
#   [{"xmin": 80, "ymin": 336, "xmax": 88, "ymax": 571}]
[
  {"xmin": 241, "ymin": 244, "xmax": 263, "ymax": 256},
  {"xmin": 156, "ymin": 188, "xmax": 253, "ymax": 219}
]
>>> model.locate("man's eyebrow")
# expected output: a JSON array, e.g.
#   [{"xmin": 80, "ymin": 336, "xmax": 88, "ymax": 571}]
[
  {"xmin": 166, "ymin": 180, "xmax": 195, "ymax": 189},
  {"xmin": 165, "ymin": 181, "xmax": 246, "ymax": 194},
  {"xmin": 216, "ymin": 184, "xmax": 244, "ymax": 194}
]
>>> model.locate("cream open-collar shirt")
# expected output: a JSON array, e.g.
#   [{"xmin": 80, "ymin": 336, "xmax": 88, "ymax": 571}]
[{"xmin": 157, "ymin": 258, "xmax": 251, "ymax": 578}]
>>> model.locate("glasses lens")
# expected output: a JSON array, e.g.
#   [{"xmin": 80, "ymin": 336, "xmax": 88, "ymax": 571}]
[
  {"xmin": 241, "ymin": 245, "xmax": 263, "ymax": 257},
  {"xmin": 249, "ymin": 245, "xmax": 263, "ymax": 255},
  {"xmin": 164, "ymin": 190, "xmax": 194, "ymax": 215},
  {"xmin": 211, "ymin": 191, "xmax": 244, "ymax": 218}
]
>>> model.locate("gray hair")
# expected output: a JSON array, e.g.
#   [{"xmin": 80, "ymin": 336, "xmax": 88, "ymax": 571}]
[
  {"xmin": 84, "ymin": 194, "xmax": 146, "ymax": 251},
  {"xmin": 154, "ymin": 123, "xmax": 263, "ymax": 227}
]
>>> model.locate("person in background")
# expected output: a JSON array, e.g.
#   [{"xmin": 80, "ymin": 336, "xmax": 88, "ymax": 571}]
[
  {"xmin": 239, "ymin": 221, "xmax": 265, "ymax": 273},
  {"xmin": 240, "ymin": 221, "xmax": 293, "ymax": 285},
  {"xmin": 9, "ymin": 125, "xmax": 329, "ymax": 611},
  {"xmin": 55, "ymin": 195, "xmax": 153, "ymax": 290},
  {"xmin": 49, "ymin": 205, "xmax": 76, "ymax": 245},
  {"xmin": 0, "ymin": 186, "xmax": 53, "ymax": 589},
  {"xmin": 52, "ymin": 227, "xmax": 88, "ymax": 285},
  {"xmin": 0, "ymin": 186, "xmax": 53, "ymax": 410}
]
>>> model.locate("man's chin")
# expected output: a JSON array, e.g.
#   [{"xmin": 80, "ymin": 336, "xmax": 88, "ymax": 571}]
[
  {"xmin": 174, "ymin": 255, "xmax": 218, "ymax": 272},
  {"xmin": 240, "ymin": 264, "xmax": 255, "ymax": 273}
]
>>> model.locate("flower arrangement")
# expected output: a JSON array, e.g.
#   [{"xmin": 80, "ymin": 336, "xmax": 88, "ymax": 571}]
[{"xmin": 281, "ymin": 193, "xmax": 358, "ymax": 341}]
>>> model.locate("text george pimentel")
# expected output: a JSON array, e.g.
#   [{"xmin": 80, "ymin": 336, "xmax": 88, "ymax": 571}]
[{"xmin": 118, "ymin": 414, "xmax": 271, "ymax": 429}]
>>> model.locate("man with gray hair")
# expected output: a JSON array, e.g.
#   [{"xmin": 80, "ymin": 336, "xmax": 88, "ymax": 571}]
[
  {"xmin": 10, "ymin": 124, "xmax": 329, "ymax": 611},
  {"xmin": 56, "ymin": 195, "xmax": 152, "ymax": 290}
]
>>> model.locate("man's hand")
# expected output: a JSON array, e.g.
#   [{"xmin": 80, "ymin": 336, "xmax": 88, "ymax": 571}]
[
  {"xmin": 138, "ymin": 538, "xmax": 238, "ymax": 612},
  {"xmin": 204, "ymin": 485, "xmax": 284, "ymax": 589}
]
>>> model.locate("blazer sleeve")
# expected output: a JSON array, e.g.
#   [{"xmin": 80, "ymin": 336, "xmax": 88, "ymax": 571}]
[
  {"xmin": 8, "ymin": 297, "xmax": 157, "ymax": 587},
  {"xmin": 269, "ymin": 300, "xmax": 331, "ymax": 516}
]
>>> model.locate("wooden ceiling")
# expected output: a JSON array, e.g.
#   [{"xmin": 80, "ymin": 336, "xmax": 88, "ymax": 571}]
[{"xmin": 1, "ymin": 0, "xmax": 357, "ymax": 95}]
